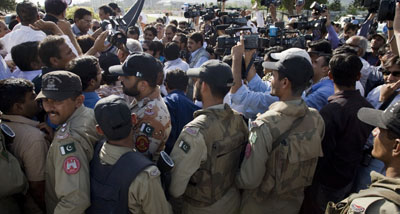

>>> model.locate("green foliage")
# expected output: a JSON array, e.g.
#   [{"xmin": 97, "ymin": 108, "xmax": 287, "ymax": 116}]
[
  {"xmin": 328, "ymin": 0, "xmax": 341, "ymax": 11},
  {"xmin": 66, "ymin": 6, "xmax": 100, "ymax": 21},
  {"xmin": 346, "ymin": 0, "xmax": 364, "ymax": 15},
  {"xmin": 0, "ymin": 0, "xmax": 17, "ymax": 13}
]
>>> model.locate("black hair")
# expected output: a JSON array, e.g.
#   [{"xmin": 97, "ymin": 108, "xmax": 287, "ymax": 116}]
[
  {"xmin": 164, "ymin": 42, "xmax": 180, "ymax": 61},
  {"xmin": 67, "ymin": 56, "xmax": 99, "ymax": 91},
  {"xmin": 153, "ymin": 41, "xmax": 164, "ymax": 56},
  {"xmin": 344, "ymin": 23, "xmax": 358, "ymax": 33},
  {"xmin": 98, "ymin": 52, "xmax": 120, "ymax": 85},
  {"xmin": 277, "ymin": 72, "xmax": 308, "ymax": 96},
  {"xmin": 189, "ymin": 32, "xmax": 203, "ymax": 44},
  {"xmin": 143, "ymin": 40, "xmax": 157, "ymax": 56},
  {"xmin": 16, "ymin": 1, "xmax": 38, "ymax": 25},
  {"xmin": 170, "ymin": 20, "xmax": 178, "ymax": 26},
  {"xmin": 127, "ymin": 26, "xmax": 140, "ymax": 36},
  {"xmin": 39, "ymin": 35, "xmax": 65, "ymax": 67},
  {"xmin": 329, "ymin": 53, "xmax": 362, "ymax": 87},
  {"xmin": 99, "ymin": 5, "xmax": 113, "ymax": 16},
  {"xmin": 11, "ymin": 41, "xmax": 40, "ymax": 71},
  {"xmin": 333, "ymin": 45, "xmax": 358, "ymax": 55},
  {"xmin": 166, "ymin": 24, "xmax": 177, "ymax": 33},
  {"xmin": 144, "ymin": 26, "xmax": 157, "ymax": 37},
  {"xmin": 74, "ymin": 8, "xmax": 92, "ymax": 20},
  {"xmin": 77, "ymin": 35, "xmax": 95, "ymax": 54},
  {"xmin": 175, "ymin": 32, "xmax": 187, "ymax": 45},
  {"xmin": 165, "ymin": 69, "xmax": 188, "ymax": 91},
  {"xmin": 45, "ymin": 0, "xmax": 67, "ymax": 16},
  {"xmin": 0, "ymin": 78, "xmax": 34, "ymax": 114},
  {"xmin": 308, "ymin": 39, "xmax": 332, "ymax": 54}
]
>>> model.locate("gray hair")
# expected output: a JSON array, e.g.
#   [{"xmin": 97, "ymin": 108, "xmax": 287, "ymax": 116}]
[
  {"xmin": 126, "ymin": 38, "xmax": 143, "ymax": 53},
  {"xmin": 346, "ymin": 36, "xmax": 368, "ymax": 57}
]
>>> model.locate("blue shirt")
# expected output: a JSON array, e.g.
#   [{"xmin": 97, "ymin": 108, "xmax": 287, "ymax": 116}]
[
  {"xmin": 303, "ymin": 78, "xmax": 334, "ymax": 111},
  {"xmin": 229, "ymin": 74, "xmax": 278, "ymax": 119},
  {"xmin": 83, "ymin": 92, "xmax": 101, "ymax": 109},
  {"xmin": 163, "ymin": 90, "xmax": 200, "ymax": 154}
]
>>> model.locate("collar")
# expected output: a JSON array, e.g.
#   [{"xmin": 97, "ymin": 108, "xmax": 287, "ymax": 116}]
[
  {"xmin": 206, "ymin": 103, "xmax": 225, "ymax": 110},
  {"xmin": 312, "ymin": 76, "xmax": 330, "ymax": 86},
  {"xmin": 191, "ymin": 47, "xmax": 202, "ymax": 56},
  {"xmin": 72, "ymin": 24, "xmax": 82, "ymax": 36},
  {"xmin": 136, "ymin": 86, "xmax": 161, "ymax": 108},
  {"xmin": 63, "ymin": 105, "xmax": 86, "ymax": 128},
  {"xmin": 100, "ymin": 142, "xmax": 134, "ymax": 165},
  {"xmin": 1, "ymin": 114, "xmax": 39, "ymax": 127},
  {"xmin": 269, "ymin": 99, "xmax": 307, "ymax": 117},
  {"xmin": 169, "ymin": 89, "xmax": 185, "ymax": 96},
  {"xmin": 328, "ymin": 90, "xmax": 360, "ymax": 102},
  {"xmin": 165, "ymin": 58, "xmax": 181, "ymax": 66}
]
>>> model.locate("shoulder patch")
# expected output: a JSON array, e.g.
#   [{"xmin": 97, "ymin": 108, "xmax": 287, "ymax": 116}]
[
  {"xmin": 59, "ymin": 143, "xmax": 76, "ymax": 155},
  {"xmin": 249, "ymin": 132, "xmax": 257, "ymax": 145},
  {"xmin": 350, "ymin": 203, "xmax": 365, "ymax": 213},
  {"xmin": 178, "ymin": 140, "xmax": 191, "ymax": 153},
  {"xmin": 63, "ymin": 156, "xmax": 80, "ymax": 174},
  {"xmin": 140, "ymin": 123, "xmax": 154, "ymax": 136},
  {"xmin": 184, "ymin": 127, "xmax": 199, "ymax": 136}
]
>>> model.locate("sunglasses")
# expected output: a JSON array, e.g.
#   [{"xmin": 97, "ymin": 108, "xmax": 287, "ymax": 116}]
[
  {"xmin": 143, "ymin": 48, "xmax": 148, "ymax": 52},
  {"xmin": 381, "ymin": 69, "xmax": 400, "ymax": 77}
]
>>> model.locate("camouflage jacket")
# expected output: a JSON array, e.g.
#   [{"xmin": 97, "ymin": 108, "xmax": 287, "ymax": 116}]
[{"xmin": 237, "ymin": 99, "xmax": 325, "ymax": 214}]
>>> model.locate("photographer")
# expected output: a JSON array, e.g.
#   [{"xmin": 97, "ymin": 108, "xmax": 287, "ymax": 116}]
[{"xmin": 229, "ymin": 38, "xmax": 280, "ymax": 119}]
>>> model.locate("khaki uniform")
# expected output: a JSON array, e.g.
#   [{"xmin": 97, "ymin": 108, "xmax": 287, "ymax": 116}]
[
  {"xmin": 130, "ymin": 86, "xmax": 171, "ymax": 159},
  {"xmin": 169, "ymin": 104, "xmax": 248, "ymax": 214},
  {"xmin": 99, "ymin": 142, "xmax": 173, "ymax": 214},
  {"xmin": 236, "ymin": 100, "xmax": 325, "ymax": 214},
  {"xmin": 45, "ymin": 106, "xmax": 102, "ymax": 214},
  {"xmin": 0, "ymin": 123, "xmax": 28, "ymax": 214},
  {"xmin": 2, "ymin": 114, "xmax": 49, "ymax": 214},
  {"xmin": 326, "ymin": 171, "xmax": 400, "ymax": 214}
]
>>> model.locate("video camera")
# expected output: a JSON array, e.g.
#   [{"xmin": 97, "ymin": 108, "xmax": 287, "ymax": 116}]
[
  {"xmin": 260, "ymin": 0, "xmax": 281, "ymax": 7},
  {"xmin": 377, "ymin": 0, "xmax": 400, "ymax": 21},
  {"xmin": 101, "ymin": 17, "xmax": 127, "ymax": 47},
  {"xmin": 362, "ymin": 0, "xmax": 381, "ymax": 13},
  {"xmin": 310, "ymin": 1, "xmax": 327, "ymax": 15},
  {"xmin": 183, "ymin": 4, "xmax": 205, "ymax": 18},
  {"xmin": 291, "ymin": 15, "xmax": 327, "ymax": 30}
]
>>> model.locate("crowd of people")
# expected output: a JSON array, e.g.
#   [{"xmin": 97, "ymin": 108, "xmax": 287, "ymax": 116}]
[{"xmin": 0, "ymin": 0, "xmax": 400, "ymax": 214}]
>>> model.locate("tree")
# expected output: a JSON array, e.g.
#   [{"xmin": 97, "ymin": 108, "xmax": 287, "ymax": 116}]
[
  {"xmin": 0, "ymin": 0, "xmax": 17, "ymax": 13},
  {"xmin": 252, "ymin": 0, "xmax": 328, "ymax": 16},
  {"xmin": 328, "ymin": 0, "xmax": 341, "ymax": 11}
]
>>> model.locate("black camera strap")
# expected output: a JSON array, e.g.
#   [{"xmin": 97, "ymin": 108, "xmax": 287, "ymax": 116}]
[{"xmin": 244, "ymin": 52, "xmax": 258, "ymax": 78}]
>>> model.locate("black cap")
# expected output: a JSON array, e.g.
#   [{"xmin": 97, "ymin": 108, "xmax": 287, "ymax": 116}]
[
  {"xmin": 357, "ymin": 102, "xmax": 400, "ymax": 136},
  {"xmin": 186, "ymin": 60, "xmax": 234, "ymax": 87},
  {"xmin": 99, "ymin": 52, "xmax": 120, "ymax": 74},
  {"xmin": 36, "ymin": 71, "xmax": 82, "ymax": 101},
  {"xmin": 262, "ymin": 54, "xmax": 313, "ymax": 85},
  {"xmin": 94, "ymin": 95, "xmax": 132, "ymax": 141},
  {"xmin": 108, "ymin": 52, "xmax": 162, "ymax": 81}
]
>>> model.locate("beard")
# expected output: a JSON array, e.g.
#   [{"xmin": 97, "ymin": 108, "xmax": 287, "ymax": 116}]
[
  {"xmin": 122, "ymin": 81, "xmax": 140, "ymax": 97},
  {"xmin": 194, "ymin": 81, "xmax": 202, "ymax": 102}
]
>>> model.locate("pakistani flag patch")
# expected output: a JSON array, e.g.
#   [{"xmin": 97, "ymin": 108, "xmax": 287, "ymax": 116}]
[
  {"xmin": 60, "ymin": 143, "xmax": 76, "ymax": 156},
  {"xmin": 179, "ymin": 141, "xmax": 190, "ymax": 153}
]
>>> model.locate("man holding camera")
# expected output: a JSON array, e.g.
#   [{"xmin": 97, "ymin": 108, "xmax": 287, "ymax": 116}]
[{"xmin": 235, "ymin": 42, "xmax": 325, "ymax": 214}]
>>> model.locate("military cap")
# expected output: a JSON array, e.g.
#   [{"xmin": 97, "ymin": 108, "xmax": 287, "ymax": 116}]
[
  {"xmin": 358, "ymin": 101, "xmax": 400, "ymax": 137},
  {"xmin": 94, "ymin": 95, "xmax": 132, "ymax": 141},
  {"xmin": 36, "ymin": 71, "xmax": 82, "ymax": 101},
  {"xmin": 186, "ymin": 60, "xmax": 234, "ymax": 87}
]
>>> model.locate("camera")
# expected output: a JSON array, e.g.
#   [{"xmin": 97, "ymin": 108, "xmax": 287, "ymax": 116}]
[
  {"xmin": 260, "ymin": 0, "xmax": 281, "ymax": 7},
  {"xmin": 310, "ymin": 1, "xmax": 327, "ymax": 15},
  {"xmin": 101, "ymin": 17, "xmax": 128, "ymax": 47},
  {"xmin": 362, "ymin": 0, "xmax": 381, "ymax": 13},
  {"xmin": 184, "ymin": 4, "xmax": 205, "ymax": 18},
  {"xmin": 377, "ymin": 0, "xmax": 400, "ymax": 21}
]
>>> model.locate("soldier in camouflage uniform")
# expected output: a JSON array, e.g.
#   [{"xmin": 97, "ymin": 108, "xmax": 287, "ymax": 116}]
[
  {"xmin": 236, "ymin": 50, "xmax": 325, "ymax": 214},
  {"xmin": 109, "ymin": 53, "xmax": 171, "ymax": 161},
  {"xmin": 169, "ymin": 60, "xmax": 249, "ymax": 214}
]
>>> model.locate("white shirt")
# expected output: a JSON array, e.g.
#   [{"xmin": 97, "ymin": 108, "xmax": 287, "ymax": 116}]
[
  {"xmin": 190, "ymin": 48, "xmax": 209, "ymax": 68},
  {"xmin": 359, "ymin": 57, "xmax": 373, "ymax": 89},
  {"xmin": 0, "ymin": 25, "xmax": 46, "ymax": 61},
  {"xmin": 0, "ymin": 55, "xmax": 11, "ymax": 80},
  {"xmin": 256, "ymin": 11, "xmax": 265, "ymax": 27},
  {"xmin": 10, "ymin": 68, "xmax": 42, "ymax": 81},
  {"xmin": 161, "ymin": 58, "xmax": 189, "ymax": 96}
]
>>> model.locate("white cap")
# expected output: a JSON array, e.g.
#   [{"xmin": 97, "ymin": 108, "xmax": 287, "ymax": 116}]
[{"xmin": 269, "ymin": 48, "xmax": 311, "ymax": 64}]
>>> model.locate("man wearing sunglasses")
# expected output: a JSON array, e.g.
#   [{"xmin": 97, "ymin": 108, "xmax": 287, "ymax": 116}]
[{"xmin": 353, "ymin": 55, "xmax": 400, "ymax": 193}]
